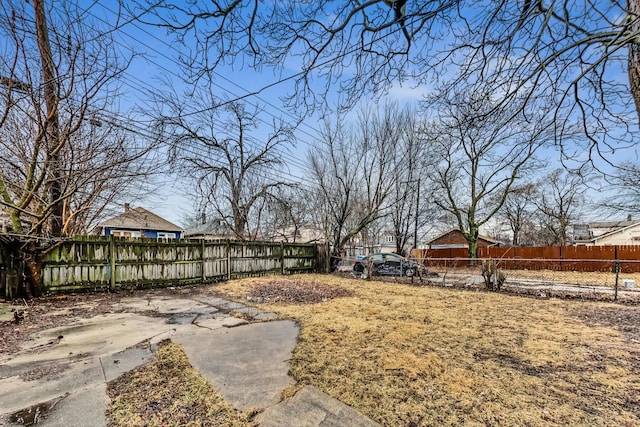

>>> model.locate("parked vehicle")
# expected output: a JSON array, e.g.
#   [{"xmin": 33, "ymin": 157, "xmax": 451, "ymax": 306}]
[{"xmin": 353, "ymin": 252, "xmax": 427, "ymax": 277}]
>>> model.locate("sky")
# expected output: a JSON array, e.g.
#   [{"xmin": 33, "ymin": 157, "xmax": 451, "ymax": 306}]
[
  {"xmin": 81, "ymin": 1, "xmax": 315, "ymax": 225},
  {"xmin": 74, "ymin": 1, "xmax": 430, "ymax": 227},
  {"xmin": 45, "ymin": 1, "xmax": 640, "ymax": 228}
]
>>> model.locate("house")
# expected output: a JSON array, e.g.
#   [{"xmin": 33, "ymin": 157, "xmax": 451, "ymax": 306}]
[
  {"xmin": 573, "ymin": 217, "xmax": 640, "ymax": 245},
  {"xmin": 183, "ymin": 217, "xmax": 236, "ymax": 240},
  {"xmin": 425, "ymin": 227, "xmax": 502, "ymax": 249},
  {"xmin": 94, "ymin": 205, "xmax": 183, "ymax": 239}
]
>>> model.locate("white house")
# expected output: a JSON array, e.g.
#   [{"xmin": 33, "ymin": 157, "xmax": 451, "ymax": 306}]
[{"xmin": 573, "ymin": 217, "xmax": 640, "ymax": 245}]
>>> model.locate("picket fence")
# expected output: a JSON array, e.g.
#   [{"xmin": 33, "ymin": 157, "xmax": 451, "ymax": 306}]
[{"xmin": 30, "ymin": 236, "xmax": 318, "ymax": 294}]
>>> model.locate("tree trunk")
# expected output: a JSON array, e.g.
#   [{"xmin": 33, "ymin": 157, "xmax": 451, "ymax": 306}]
[
  {"xmin": 330, "ymin": 248, "xmax": 342, "ymax": 271},
  {"xmin": 4, "ymin": 239, "xmax": 44, "ymax": 298},
  {"xmin": 629, "ymin": 0, "xmax": 640, "ymax": 123},
  {"xmin": 468, "ymin": 239, "xmax": 478, "ymax": 264},
  {"xmin": 33, "ymin": 0, "xmax": 63, "ymax": 236},
  {"xmin": 467, "ymin": 227, "xmax": 479, "ymax": 266}
]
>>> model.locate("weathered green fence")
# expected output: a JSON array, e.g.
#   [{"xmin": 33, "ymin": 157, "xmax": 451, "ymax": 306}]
[
  {"xmin": 20, "ymin": 237, "xmax": 317, "ymax": 294},
  {"xmin": 0, "ymin": 236, "xmax": 21, "ymax": 297}
]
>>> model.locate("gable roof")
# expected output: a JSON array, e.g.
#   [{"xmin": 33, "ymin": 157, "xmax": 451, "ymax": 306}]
[
  {"xmin": 425, "ymin": 227, "xmax": 502, "ymax": 246},
  {"xmin": 579, "ymin": 220, "xmax": 640, "ymax": 244},
  {"xmin": 589, "ymin": 220, "xmax": 639, "ymax": 229},
  {"xmin": 183, "ymin": 218, "xmax": 234, "ymax": 238},
  {"xmin": 98, "ymin": 207, "xmax": 182, "ymax": 232}
]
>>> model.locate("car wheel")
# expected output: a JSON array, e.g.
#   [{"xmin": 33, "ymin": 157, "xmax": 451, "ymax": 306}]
[{"xmin": 405, "ymin": 267, "xmax": 415, "ymax": 277}]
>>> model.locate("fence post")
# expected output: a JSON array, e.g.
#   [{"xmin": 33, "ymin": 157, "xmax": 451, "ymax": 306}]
[
  {"xmin": 315, "ymin": 243, "xmax": 329, "ymax": 274},
  {"xmin": 280, "ymin": 242, "xmax": 285, "ymax": 275},
  {"xmin": 614, "ymin": 245, "xmax": 619, "ymax": 301},
  {"xmin": 109, "ymin": 235, "xmax": 116, "ymax": 291},
  {"xmin": 226, "ymin": 240, "xmax": 231, "ymax": 280},
  {"xmin": 559, "ymin": 246, "xmax": 563, "ymax": 271},
  {"xmin": 201, "ymin": 239, "xmax": 206, "ymax": 283}
]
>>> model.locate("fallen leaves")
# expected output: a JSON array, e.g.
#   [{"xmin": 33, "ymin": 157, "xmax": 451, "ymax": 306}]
[{"xmin": 247, "ymin": 279, "xmax": 354, "ymax": 304}]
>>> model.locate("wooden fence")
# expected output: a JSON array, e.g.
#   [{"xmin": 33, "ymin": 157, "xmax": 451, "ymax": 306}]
[
  {"xmin": 413, "ymin": 245, "xmax": 640, "ymax": 273},
  {"xmin": 0, "ymin": 236, "xmax": 20, "ymax": 297},
  {"xmin": 1, "ymin": 236, "xmax": 319, "ymax": 296}
]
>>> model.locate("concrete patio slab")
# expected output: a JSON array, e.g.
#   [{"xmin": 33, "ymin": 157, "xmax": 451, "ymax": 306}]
[
  {"xmin": 256, "ymin": 385, "xmax": 380, "ymax": 427},
  {"xmin": 174, "ymin": 320, "xmax": 299, "ymax": 411}
]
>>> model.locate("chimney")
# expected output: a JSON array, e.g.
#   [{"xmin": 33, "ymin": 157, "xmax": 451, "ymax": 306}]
[
  {"xmin": 201, "ymin": 212, "xmax": 206, "ymax": 225},
  {"xmin": 125, "ymin": 203, "xmax": 130, "ymax": 212},
  {"xmin": 628, "ymin": 214, "xmax": 633, "ymax": 222}
]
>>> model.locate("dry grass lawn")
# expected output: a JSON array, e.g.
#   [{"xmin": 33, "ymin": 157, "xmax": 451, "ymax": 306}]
[
  {"xmin": 107, "ymin": 341, "xmax": 256, "ymax": 426},
  {"xmin": 429, "ymin": 265, "xmax": 640, "ymax": 289},
  {"xmin": 213, "ymin": 274, "xmax": 640, "ymax": 426}
]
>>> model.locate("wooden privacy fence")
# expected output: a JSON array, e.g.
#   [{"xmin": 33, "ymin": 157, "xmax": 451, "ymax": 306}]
[
  {"xmin": 413, "ymin": 245, "xmax": 640, "ymax": 273},
  {"xmin": 30, "ymin": 237, "xmax": 318, "ymax": 294}
]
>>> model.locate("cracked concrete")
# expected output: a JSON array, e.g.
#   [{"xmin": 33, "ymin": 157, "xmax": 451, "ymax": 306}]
[{"xmin": 0, "ymin": 293, "xmax": 378, "ymax": 426}]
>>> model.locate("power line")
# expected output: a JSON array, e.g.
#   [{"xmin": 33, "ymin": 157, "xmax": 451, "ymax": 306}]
[
  {"xmin": 37, "ymin": 1, "xmax": 316, "ymax": 184},
  {"xmin": 7, "ymin": 1, "xmax": 419, "ymax": 203},
  {"xmin": 77, "ymin": 2, "xmax": 323, "ymax": 152}
]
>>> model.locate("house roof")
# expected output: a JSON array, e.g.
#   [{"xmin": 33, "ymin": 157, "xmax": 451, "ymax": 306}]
[
  {"xmin": 589, "ymin": 220, "xmax": 639, "ymax": 229},
  {"xmin": 183, "ymin": 219, "xmax": 234, "ymax": 238},
  {"xmin": 98, "ymin": 207, "xmax": 182, "ymax": 232},
  {"xmin": 425, "ymin": 227, "xmax": 502, "ymax": 245},
  {"xmin": 578, "ymin": 220, "xmax": 640, "ymax": 244}
]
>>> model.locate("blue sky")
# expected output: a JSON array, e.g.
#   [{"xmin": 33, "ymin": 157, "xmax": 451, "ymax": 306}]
[
  {"xmin": 81, "ymin": 1, "xmax": 320, "ymax": 224},
  {"xmin": 72, "ymin": 1, "xmax": 639, "ymax": 227},
  {"xmin": 75, "ymin": 1, "xmax": 431, "ymax": 227}
]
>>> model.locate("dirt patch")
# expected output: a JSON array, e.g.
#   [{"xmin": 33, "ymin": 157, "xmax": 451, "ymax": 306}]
[
  {"xmin": 246, "ymin": 278, "xmax": 354, "ymax": 304},
  {"xmin": 570, "ymin": 304, "xmax": 640, "ymax": 344}
]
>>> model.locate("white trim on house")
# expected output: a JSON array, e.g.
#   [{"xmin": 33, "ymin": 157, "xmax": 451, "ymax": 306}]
[{"xmin": 575, "ymin": 220, "xmax": 640, "ymax": 246}]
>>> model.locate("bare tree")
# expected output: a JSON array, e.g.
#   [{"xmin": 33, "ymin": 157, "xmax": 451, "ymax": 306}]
[
  {"xmin": 127, "ymin": 2, "xmax": 640, "ymax": 137},
  {"xmin": 156, "ymin": 85, "xmax": 294, "ymax": 240},
  {"xmin": 428, "ymin": 85, "xmax": 550, "ymax": 258},
  {"xmin": 260, "ymin": 186, "xmax": 310, "ymax": 243},
  {"xmin": 125, "ymin": 0, "xmax": 459, "ymax": 112},
  {"xmin": 0, "ymin": 1, "xmax": 149, "ymax": 237},
  {"xmin": 59, "ymin": 121, "xmax": 159, "ymax": 235},
  {"xmin": 379, "ymin": 103, "xmax": 434, "ymax": 255},
  {"xmin": 535, "ymin": 169, "xmax": 586, "ymax": 246},
  {"xmin": 599, "ymin": 161, "xmax": 640, "ymax": 214},
  {"xmin": 450, "ymin": 1, "xmax": 640, "ymax": 168},
  {"xmin": 306, "ymin": 110, "xmax": 397, "ymax": 269},
  {"xmin": 499, "ymin": 183, "xmax": 539, "ymax": 246},
  {"xmin": 0, "ymin": 1, "xmax": 160, "ymax": 297}
]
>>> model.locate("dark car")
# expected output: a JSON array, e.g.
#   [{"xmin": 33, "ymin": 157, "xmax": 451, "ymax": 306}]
[{"xmin": 353, "ymin": 252, "xmax": 426, "ymax": 277}]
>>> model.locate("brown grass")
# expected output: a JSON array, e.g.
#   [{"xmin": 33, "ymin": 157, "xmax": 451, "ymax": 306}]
[
  {"xmin": 429, "ymin": 265, "xmax": 640, "ymax": 288},
  {"xmin": 212, "ymin": 274, "xmax": 640, "ymax": 426},
  {"xmin": 107, "ymin": 341, "xmax": 256, "ymax": 427}
]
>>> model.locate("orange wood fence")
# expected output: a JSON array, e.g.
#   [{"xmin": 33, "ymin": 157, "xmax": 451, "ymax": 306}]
[{"xmin": 412, "ymin": 245, "xmax": 640, "ymax": 273}]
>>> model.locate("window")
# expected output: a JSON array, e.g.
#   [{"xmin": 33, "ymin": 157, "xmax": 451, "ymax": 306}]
[
  {"xmin": 110, "ymin": 230, "xmax": 141, "ymax": 238},
  {"xmin": 157, "ymin": 232, "xmax": 177, "ymax": 239},
  {"xmin": 385, "ymin": 254, "xmax": 403, "ymax": 262}
]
